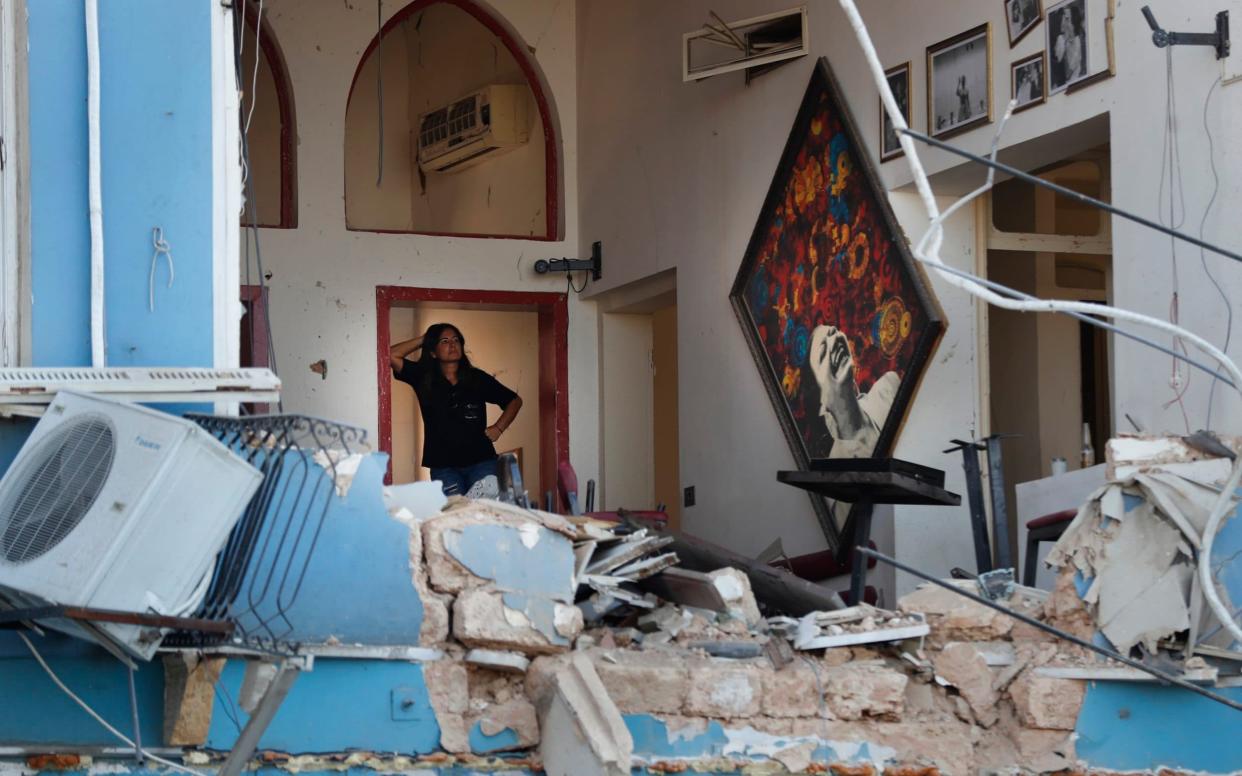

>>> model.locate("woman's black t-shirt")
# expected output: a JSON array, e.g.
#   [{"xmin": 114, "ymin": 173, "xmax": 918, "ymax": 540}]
[{"xmin": 393, "ymin": 359, "xmax": 518, "ymax": 468}]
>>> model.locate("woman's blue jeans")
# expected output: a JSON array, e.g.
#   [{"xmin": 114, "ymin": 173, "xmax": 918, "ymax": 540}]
[{"xmin": 430, "ymin": 458, "xmax": 497, "ymax": 496}]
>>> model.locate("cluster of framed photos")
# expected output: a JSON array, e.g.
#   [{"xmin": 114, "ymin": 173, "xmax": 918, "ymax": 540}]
[{"xmin": 880, "ymin": 0, "xmax": 1095, "ymax": 162}]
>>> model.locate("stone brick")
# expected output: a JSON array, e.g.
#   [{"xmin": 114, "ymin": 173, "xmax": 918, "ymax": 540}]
[
  {"xmin": 162, "ymin": 654, "xmax": 226, "ymax": 746},
  {"xmin": 453, "ymin": 587, "xmax": 574, "ymax": 655},
  {"xmin": 685, "ymin": 661, "xmax": 763, "ymax": 718},
  {"xmin": 593, "ymin": 653, "xmax": 689, "ymax": 714},
  {"xmin": 760, "ymin": 662, "xmax": 823, "ymax": 718},
  {"xmin": 931, "ymin": 643, "xmax": 999, "ymax": 727},
  {"xmin": 823, "ymin": 664, "xmax": 907, "ymax": 721},
  {"xmin": 899, "ymin": 582, "xmax": 1014, "ymax": 641},
  {"xmin": 422, "ymin": 659, "xmax": 470, "ymax": 753},
  {"xmin": 830, "ymin": 721, "xmax": 975, "ymax": 774},
  {"xmin": 469, "ymin": 696, "xmax": 540, "ymax": 752},
  {"xmin": 1009, "ymin": 673, "xmax": 1085, "ymax": 730},
  {"xmin": 708, "ymin": 567, "xmax": 762, "ymax": 627}
]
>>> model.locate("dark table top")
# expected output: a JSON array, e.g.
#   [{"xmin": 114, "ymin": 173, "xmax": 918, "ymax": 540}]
[{"xmin": 777, "ymin": 468, "xmax": 961, "ymax": 506}]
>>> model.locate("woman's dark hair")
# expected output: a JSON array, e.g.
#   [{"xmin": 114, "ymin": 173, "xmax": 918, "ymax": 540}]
[{"xmin": 418, "ymin": 322, "xmax": 475, "ymax": 374}]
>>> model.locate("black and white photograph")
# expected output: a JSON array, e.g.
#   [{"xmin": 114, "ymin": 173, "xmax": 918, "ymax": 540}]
[
  {"xmin": 926, "ymin": 24, "xmax": 992, "ymax": 140},
  {"xmin": 880, "ymin": 62, "xmax": 911, "ymax": 162},
  {"xmin": 1047, "ymin": 0, "xmax": 1088, "ymax": 93},
  {"xmin": 1011, "ymin": 51, "xmax": 1046, "ymax": 111},
  {"xmin": 1005, "ymin": 0, "xmax": 1043, "ymax": 47}
]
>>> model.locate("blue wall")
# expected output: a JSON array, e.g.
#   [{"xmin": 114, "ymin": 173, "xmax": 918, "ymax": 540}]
[{"xmin": 26, "ymin": 0, "xmax": 215, "ymax": 368}]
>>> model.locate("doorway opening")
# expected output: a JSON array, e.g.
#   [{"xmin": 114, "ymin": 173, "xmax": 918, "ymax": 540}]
[
  {"xmin": 596, "ymin": 274, "xmax": 680, "ymax": 531},
  {"xmin": 376, "ymin": 287, "xmax": 568, "ymax": 501},
  {"xmin": 984, "ymin": 149, "xmax": 1112, "ymax": 567}
]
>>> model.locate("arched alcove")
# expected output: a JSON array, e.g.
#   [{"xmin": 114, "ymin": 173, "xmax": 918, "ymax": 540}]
[
  {"xmin": 238, "ymin": 5, "xmax": 297, "ymax": 228},
  {"xmin": 344, "ymin": 0, "xmax": 560, "ymax": 239}
]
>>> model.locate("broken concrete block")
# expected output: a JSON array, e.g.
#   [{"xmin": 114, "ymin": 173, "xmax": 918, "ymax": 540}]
[
  {"xmin": 162, "ymin": 654, "xmax": 225, "ymax": 746},
  {"xmin": 1015, "ymin": 727, "xmax": 1077, "ymax": 772},
  {"xmin": 403, "ymin": 513, "xmax": 450, "ymax": 645},
  {"xmin": 685, "ymin": 661, "xmax": 763, "ymax": 718},
  {"xmin": 592, "ymin": 652, "xmax": 689, "ymax": 714},
  {"xmin": 708, "ymin": 567, "xmax": 762, "ymax": 627},
  {"xmin": 423, "ymin": 660, "xmax": 470, "ymax": 754},
  {"xmin": 422, "ymin": 506, "xmax": 577, "ymax": 597},
  {"xmin": 539, "ymin": 653, "xmax": 633, "ymax": 776},
  {"xmin": 469, "ymin": 697, "xmax": 540, "ymax": 752},
  {"xmin": 898, "ymin": 581, "xmax": 1014, "ymax": 642},
  {"xmin": 825, "ymin": 720, "xmax": 975, "ymax": 773},
  {"xmin": 1009, "ymin": 673, "xmax": 1085, "ymax": 730},
  {"xmin": 453, "ymin": 587, "xmax": 580, "ymax": 655},
  {"xmin": 932, "ymin": 643, "xmax": 999, "ymax": 727},
  {"xmin": 822, "ymin": 663, "xmax": 907, "ymax": 721},
  {"xmin": 760, "ymin": 661, "xmax": 822, "ymax": 718}
]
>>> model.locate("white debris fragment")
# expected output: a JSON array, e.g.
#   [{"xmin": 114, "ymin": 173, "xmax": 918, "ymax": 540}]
[
  {"xmin": 312, "ymin": 449, "xmax": 366, "ymax": 498},
  {"xmin": 519, "ymin": 522, "xmax": 542, "ymax": 549},
  {"xmin": 383, "ymin": 480, "xmax": 448, "ymax": 522}
]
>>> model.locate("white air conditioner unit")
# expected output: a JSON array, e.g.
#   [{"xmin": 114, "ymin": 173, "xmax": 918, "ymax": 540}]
[
  {"xmin": 0, "ymin": 391, "xmax": 262, "ymax": 660},
  {"xmin": 416, "ymin": 84, "xmax": 532, "ymax": 174}
]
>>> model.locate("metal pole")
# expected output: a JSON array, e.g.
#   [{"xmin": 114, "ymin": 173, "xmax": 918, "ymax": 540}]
[
  {"xmin": 849, "ymin": 501, "xmax": 874, "ymax": 605},
  {"xmin": 126, "ymin": 665, "xmax": 144, "ymax": 766},
  {"xmin": 855, "ymin": 547, "xmax": 1242, "ymax": 714},
  {"xmin": 984, "ymin": 436, "xmax": 1011, "ymax": 569},
  {"xmin": 946, "ymin": 440, "xmax": 991, "ymax": 573},
  {"xmin": 899, "ymin": 127, "xmax": 1242, "ymax": 267}
]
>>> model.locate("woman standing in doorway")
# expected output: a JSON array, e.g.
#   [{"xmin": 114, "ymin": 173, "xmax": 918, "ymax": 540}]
[{"xmin": 390, "ymin": 323, "xmax": 523, "ymax": 497}]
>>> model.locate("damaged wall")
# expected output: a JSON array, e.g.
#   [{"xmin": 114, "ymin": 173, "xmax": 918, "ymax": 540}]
[
  {"xmin": 577, "ymin": 0, "xmax": 1242, "ymax": 592},
  {"xmin": 250, "ymin": 0, "xmax": 600, "ymax": 489}
]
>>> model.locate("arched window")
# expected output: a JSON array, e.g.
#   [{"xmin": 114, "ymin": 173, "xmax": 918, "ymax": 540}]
[
  {"xmin": 344, "ymin": 0, "xmax": 560, "ymax": 240},
  {"xmin": 238, "ymin": 5, "xmax": 297, "ymax": 228}
]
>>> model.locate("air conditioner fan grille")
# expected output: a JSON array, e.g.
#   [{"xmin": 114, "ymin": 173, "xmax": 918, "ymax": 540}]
[{"xmin": 0, "ymin": 415, "xmax": 116, "ymax": 563}]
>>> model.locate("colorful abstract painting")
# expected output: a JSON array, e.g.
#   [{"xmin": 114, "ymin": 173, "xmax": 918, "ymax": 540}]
[{"xmin": 731, "ymin": 58, "xmax": 944, "ymax": 470}]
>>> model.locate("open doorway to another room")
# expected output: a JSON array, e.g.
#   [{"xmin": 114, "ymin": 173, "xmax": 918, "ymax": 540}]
[
  {"xmin": 597, "ymin": 273, "xmax": 680, "ymax": 531},
  {"xmin": 984, "ymin": 150, "xmax": 1112, "ymax": 578},
  {"xmin": 376, "ymin": 287, "xmax": 568, "ymax": 503}
]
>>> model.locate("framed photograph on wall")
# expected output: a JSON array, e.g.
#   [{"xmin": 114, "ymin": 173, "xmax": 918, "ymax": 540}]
[
  {"xmin": 880, "ymin": 62, "xmax": 911, "ymax": 162},
  {"xmin": 927, "ymin": 23, "xmax": 992, "ymax": 140},
  {"xmin": 1011, "ymin": 51, "xmax": 1046, "ymax": 111},
  {"xmin": 1005, "ymin": 0, "xmax": 1043, "ymax": 47},
  {"xmin": 1047, "ymin": 0, "xmax": 1089, "ymax": 93}
]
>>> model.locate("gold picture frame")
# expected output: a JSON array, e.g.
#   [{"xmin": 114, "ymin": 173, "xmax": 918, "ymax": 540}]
[{"xmin": 926, "ymin": 23, "xmax": 993, "ymax": 140}]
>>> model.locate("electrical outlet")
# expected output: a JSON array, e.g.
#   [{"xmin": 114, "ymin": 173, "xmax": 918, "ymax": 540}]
[{"xmin": 684, "ymin": 485, "xmax": 695, "ymax": 507}]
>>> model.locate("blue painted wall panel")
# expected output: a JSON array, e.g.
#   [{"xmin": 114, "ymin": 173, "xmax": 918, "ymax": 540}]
[
  {"xmin": 205, "ymin": 659, "xmax": 442, "ymax": 755},
  {"xmin": 26, "ymin": 1, "xmax": 215, "ymax": 367}
]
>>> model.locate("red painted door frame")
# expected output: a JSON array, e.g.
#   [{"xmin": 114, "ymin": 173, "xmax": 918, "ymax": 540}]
[{"xmin": 376, "ymin": 286, "xmax": 570, "ymax": 504}]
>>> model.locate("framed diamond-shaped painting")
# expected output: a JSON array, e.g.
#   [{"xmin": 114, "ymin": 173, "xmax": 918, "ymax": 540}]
[{"xmin": 729, "ymin": 57, "xmax": 945, "ymax": 546}]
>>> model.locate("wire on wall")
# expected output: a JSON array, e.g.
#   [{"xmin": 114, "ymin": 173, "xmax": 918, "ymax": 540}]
[
  {"xmin": 1158, "ymin": 48, "xmax": 1191, "ymax": 432},
  {"xmin": 1200, "ymin": 76, "xmax": 1232, "ymax": 430}
]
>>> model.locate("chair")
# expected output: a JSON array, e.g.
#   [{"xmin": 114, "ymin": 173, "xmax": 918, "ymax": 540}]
[{"xmin": 1023, "ymin": 508, "xmax": 1076, "ymax": 586}]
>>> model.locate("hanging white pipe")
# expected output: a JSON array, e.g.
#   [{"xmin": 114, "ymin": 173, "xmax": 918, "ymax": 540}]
[
  {"xmin": 836, "ymin": 0, "xmax": 1242, "ymax": 648},
  {"xmin": 85, "ymin": 0, "xmax": 105, "ymax": 367}
]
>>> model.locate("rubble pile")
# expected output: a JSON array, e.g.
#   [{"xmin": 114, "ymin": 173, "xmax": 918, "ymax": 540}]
[{"xmin": 395, "ymin": 496, "xmax": 1112, "ymax": 774}]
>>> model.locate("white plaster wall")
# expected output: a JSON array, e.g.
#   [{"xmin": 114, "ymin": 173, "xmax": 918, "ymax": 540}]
[
  {"xmin": 253, "ymin": 0, "xmax": 598, "ymax": 486},
  {"xmin": 600, "ymin": 312, "xmax": 654, "ymax": 510},
  {"xmin": 578, "ymin": 0, "xmax": 1242, "ymax": 590}
]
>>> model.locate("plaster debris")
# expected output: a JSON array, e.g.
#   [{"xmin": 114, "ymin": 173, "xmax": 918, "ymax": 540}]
[
  {"xmin": 311, "ymin": 449, "xmax": 365, "ymax": 498},
  {"xmin": 539, "ymin": 653, "xmax": 632, "ymax": 776},
  {"xmin": 795, "ymin": 604, "xmax": 930, "ymax": 650},
  {"xmin": 708, "ymin": 567, "xmax": 762, "ymax": 627},
  {"xmin": 466, "ymin": 649, "xmax": 531, "ymax": 674}
]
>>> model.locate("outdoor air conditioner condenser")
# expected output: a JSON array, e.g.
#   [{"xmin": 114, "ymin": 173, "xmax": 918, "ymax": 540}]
[{"xmin": 0, "ymin": 391, "xmax": 262, "ymax": 659}]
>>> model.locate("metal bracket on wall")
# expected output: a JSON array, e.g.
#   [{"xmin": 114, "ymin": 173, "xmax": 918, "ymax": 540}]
[
  {"xmin": 1142, "ymin": 6, "xmax": 1230, "ymax": 60},
  {"xmin": 534, "ymin": 241, "xmax": 602, "ymax": 282}
]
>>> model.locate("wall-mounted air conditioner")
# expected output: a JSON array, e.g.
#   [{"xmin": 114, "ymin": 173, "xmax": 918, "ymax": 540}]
[
  {"xmin": 416, "ymin": 84, "xmax": 532, "ymax": 174},
  {"xmin": 0, "ymin": 391, "xmax": 262, "ymax": 660}
]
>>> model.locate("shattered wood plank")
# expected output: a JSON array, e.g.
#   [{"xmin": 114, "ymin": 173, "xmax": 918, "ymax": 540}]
[
  {"xmin": 611, "ymin": 552, "xmax": 679, "ymax": 581},
  {"xmin": 574, "ymin": 541, "xmax": 597, "ymax": 585},
  {"xmin": 585, "ymin": 536, "xmax": 674, "ymax": 575},
  {"xmin": 637, "ymin": 567, "xmax": 729, "ymax": 612}
]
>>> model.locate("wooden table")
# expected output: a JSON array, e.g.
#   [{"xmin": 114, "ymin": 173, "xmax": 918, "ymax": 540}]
[{"xmin": 778, "ymin": 461, "xmax": 960, "ymax": 604}]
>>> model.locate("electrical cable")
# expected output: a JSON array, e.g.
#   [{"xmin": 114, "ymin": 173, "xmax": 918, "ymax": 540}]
[
  {"xmin": 17, "ymin": 632, "xmax": 209, "ymax": 776},
  {"xmin": 1200, "ymin": 76, "xmax": 1231, "ymax": 430},
  {"xmin": 1158, "ymin": 48, "xmax": 1191, "ymax": 432},
  {"xmin": 149, "ymin": 227, "xmax": 174, "ymax": 313},
  {"xmin": 566, "ymin": 268, "xmax": 589, "ymax": 294},
  {"xmin": 837, "ymin": 0, "xmax": 1242, "ymax": 649},
  {"xmin": 376, "ymin": 0, "xmax": 384, "ymax": 187},
  {"xmin": 244, "ymin": 0, "xmax": 264, "ymax": 136}
]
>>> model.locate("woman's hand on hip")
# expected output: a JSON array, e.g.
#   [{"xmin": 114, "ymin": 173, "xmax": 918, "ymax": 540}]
[{"xmin": 485, "ymin": 424, "xmax": 503, "ymax": 442}]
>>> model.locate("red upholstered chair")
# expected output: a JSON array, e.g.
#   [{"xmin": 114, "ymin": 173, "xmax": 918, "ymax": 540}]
[
  {"xmin": 1024, "ymin": 508, "xmax": 1077, "ymax": 586},
  {"xmin": 556, "ymin": 460, "xmax": 669, "ymax": 528}
]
